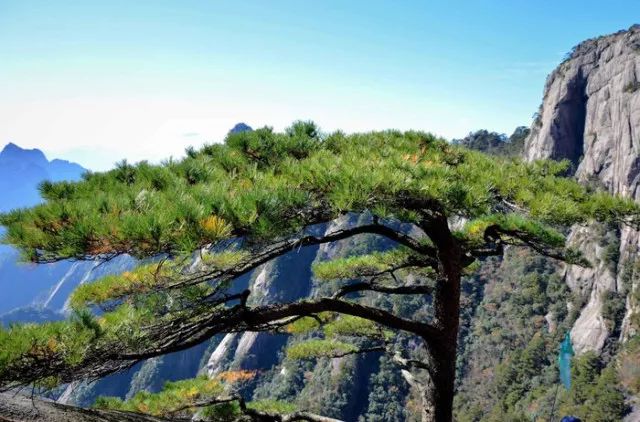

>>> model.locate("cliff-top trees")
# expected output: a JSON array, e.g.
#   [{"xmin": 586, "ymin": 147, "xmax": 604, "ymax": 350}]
[{"xmin": 1, "ymin": 121, "xmax": 639, "ymax": 422}]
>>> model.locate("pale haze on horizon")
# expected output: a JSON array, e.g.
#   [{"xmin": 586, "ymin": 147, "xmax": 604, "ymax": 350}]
[{"xmin": 1, "ymin": 1, "xmax": 639, "ymax": 171}]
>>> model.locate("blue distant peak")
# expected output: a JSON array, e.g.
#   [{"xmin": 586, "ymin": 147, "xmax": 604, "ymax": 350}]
[
  {"xmin": 3, "ymin": 142, "xmax": 20, "ymax": 150},
  {"xmin": 2, "ymin": 142, "xmax": 40, "ymax": 154},
  {"xmin": 229, "ymin": 123, "xmax": 253, "ymax": 134},
  {"xmin": 0, "ymin": 142, "xmax": 48, "ymax": 166},
  {"xmin": 0, "ymin": 143, "xmax": 86, "ymax": 212}
]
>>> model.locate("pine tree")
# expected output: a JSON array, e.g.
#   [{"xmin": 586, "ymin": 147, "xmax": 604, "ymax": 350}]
[{"xmin": 1, "ymin": 121, "xmax": 639, "ymax": 422}]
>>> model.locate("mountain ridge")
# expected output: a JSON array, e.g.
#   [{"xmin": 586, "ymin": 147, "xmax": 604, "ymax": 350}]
[{"xmin": 0, "ymin": 142, "xmax": 86, "ymax": 212}]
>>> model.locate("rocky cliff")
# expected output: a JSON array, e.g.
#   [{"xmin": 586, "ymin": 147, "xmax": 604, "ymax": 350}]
[{"xmin": 525, "ymin": 24, "xmax": 640, "ymax": 354}]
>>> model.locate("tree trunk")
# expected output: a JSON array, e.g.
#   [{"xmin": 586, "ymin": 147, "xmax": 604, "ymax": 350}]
[
  {"xmin": 422, "ymin": 347, "xmax": 457, "ymax": 422},
  {"xmin": 422, "ymin": 222, "xmax": 463, "ymax": 422}
]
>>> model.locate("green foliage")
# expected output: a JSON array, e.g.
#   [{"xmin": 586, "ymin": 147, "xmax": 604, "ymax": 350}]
[
  {"xmin": 623, "ymin": 80, "xmax": 640, "ymax": 93},
  {"xmin": 291, "ymin": 349, "xmax": 364, "ymax": 419},
  {"xmin": 200, "ymin": 401, "xmax": 242, "ymax": 422},
  {"xmin": 284, "ymin": 313, "xmax": 334, "ymax": 335},
  {"xmin": 323, "ymin": 315, "xmax": 382, "ymax": 338},
  {"xmin": 312, "ymin": 248, "xmax": 415, "ymax": 281},
  {"xmin": 492, "ymin": 333, "xmax": 549, "ymax": 413},
  {"xmin": 460, "ymin": 213, "xmax": 565, "ymax": 249},
  {"xmin": 69, "ymin": 250, "xmax": 249, "ymax": 310},
  {"xmin": 193, "ymin": 399, "xmax": 299, "ymax": 422},
  {"xmin": 200, "ymin": 250, "xmax": 249, "ymax": 269},
  {"xmin": 68, "ymin": 262, "xmax": 176, "ymax": 309},
  {"xmin": 2, "ymin": 121, "xmax": 640, "ymax": 420},
  {"xmin": 3, "ymin": 122, "xmax": 637, "ymax": 264},
  {"xmin": 0, "ymin": 310, "xmax": 102, "ymax": 373},
  {"xmin": 96, "ymin": 373, "xmax": 296, "ymax": 420},
  {"xmin": 454, "ymin": 250, "xmax": 573, "ymax": 421},
  {"xmin": 558, "ymin": 352, "xmax": 627, "ymax": 422},
  {"xmin": 451, "ymin": 126, "xmax": 529, "ymax": 157},
  {"xmin": 365, "ymin": 355, "xmax": 408, "ymax": 421},
  {"xmin": 39, "ymin": 180, "xmax": 78, "ymax": 201},
  {"xmin": 0, "ymin": 298, "xmax": 167, "ymax": 380},
  {"xmin": 251, "ymin": 356, "xmax": 315, "ymax": 405},
  {"xmin": 284, "ymin": 313, "xmax": 387, "ymax": 362},
  {"xmin": 94, "ymin": 375, "xmax": 224, "ymax": 416},
  {"xmin": 247, "ymin": 399, "xmax": 296, "ymax": 413},
  {"xmin": 601, "ymin": 290, "xmax": 626, "ymax": 334},
  {"xmin": 286, "ymin": 339, "xmax": 358, "ymax": 360},
  {"xmin": 225, "ymin": 121, "xmax": 321, "ymax": 167},
  {"xmin": 619, "ymin": 336, "xmax": 640, "ymax": 394}
]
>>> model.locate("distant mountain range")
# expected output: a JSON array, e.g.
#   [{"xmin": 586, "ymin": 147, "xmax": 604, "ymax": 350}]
[
  {"xmin": 0, "ymin": 143, "xmax": 136, "ymax": 321},
  {"xmin": 0, "ymin": 142, "xmax": 85, "ymax": 212}
]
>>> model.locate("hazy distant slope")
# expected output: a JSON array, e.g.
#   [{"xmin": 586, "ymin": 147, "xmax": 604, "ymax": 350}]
[
  {"xmin": 0, "ymin": 143, "xmax": 88, "ymax": 315},
  {"xmin": 0, "ymin": 143, "xmax": 85, "ymax": 212}
]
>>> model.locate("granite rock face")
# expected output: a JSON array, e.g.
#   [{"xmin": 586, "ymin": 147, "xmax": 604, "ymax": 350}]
[{"xmin": 524, "ymin": 24, "xmax": 640, "ymax": 353}]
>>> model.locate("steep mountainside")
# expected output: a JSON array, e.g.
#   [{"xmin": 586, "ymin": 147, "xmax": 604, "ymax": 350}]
[
  {"xmin": 525, "ymin": 24, "xmax": 640, "ymax": 353},
  {"xmin": 455, "ymin": 25, "xmax": 640, "ymax": 421}
]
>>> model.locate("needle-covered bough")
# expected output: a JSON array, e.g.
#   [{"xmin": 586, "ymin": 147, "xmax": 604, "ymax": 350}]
[{"xmin": 1, "ymin": 122, "xmax": 639, "ymax": 422}]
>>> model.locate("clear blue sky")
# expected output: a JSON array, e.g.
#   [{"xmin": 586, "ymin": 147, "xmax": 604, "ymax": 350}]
[{"xmin": 1, "ymin": 1, "xmax": 638, "ymax": 170}]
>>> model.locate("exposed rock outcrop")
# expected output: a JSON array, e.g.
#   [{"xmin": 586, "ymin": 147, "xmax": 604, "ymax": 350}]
[
  {"xmin": 525, "ymin": 24, "xmax": 640, "ymax": 353},
  {"xmin": 0, "ymin": 392, "xmax": 171, "ymax": 422}
]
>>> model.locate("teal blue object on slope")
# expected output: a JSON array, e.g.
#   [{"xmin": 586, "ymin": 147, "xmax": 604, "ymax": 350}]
[{"xmin": 559, "ymin": 332, "xmax": 574, "ymax": 389}]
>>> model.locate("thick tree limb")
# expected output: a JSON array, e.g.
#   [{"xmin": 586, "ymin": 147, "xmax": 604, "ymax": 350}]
[
  {"xmin": 0, "ymin": 295, "xmax": 440, "ymax": 391},
  {"xmin": 167, "ymin": 394, "xmax": 344, "ymax": 422},
  {"xmin": 473, "ymin": 224, "xmax": 589, "ymax": 266},
  {"xmin": 168, "ymin": 222, "xmax": 436, "ymax": 290},
  {"xmin": 122, "ymin": 297, "xmax": 440, "ymax": 360},
  {"xmin": 334, "ymin": 281, "xmax": 433, "ymax": 298},
  {"xmin": 0, "ymin": 392, "xmax": 342, "ymax": 422}
]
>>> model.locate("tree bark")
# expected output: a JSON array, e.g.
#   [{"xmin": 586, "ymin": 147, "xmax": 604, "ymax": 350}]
[{"xmin": 420, "ymin": 218, "xmax": 463, "ymax": 422}]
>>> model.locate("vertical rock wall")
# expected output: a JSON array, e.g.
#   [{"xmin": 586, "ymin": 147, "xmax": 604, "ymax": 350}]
[{"xmin": 525, "ymin": 24, "xmax": 640, "ymax": 353}]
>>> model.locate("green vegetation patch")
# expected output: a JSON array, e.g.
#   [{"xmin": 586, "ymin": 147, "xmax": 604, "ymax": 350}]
[{"xmin": 286, "ymin": 339, "xmax": 359, "ymax": 360}]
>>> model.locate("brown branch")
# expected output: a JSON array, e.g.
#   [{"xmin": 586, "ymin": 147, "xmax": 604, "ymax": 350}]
[
  {"xmin": 280, "ymin": 412, "xmax": 344, "ymax": 422},
  {"xmin": 334, "ymin": 282, "xmax": 433, "ymax": 298},
  {"xmin": 312, "ymin": 345, "xmax": 387, "ymax": 359},
  {"xmin": 476, "ymin": 224, "xmax": 589, "ymax": 265},
  {"xmin": 0, "ymin": 294, "xmax": 443, "ymax": 390},
  {"xmin": 167, "ymin": 393, "xmax": 344, "ymax": 422},
  {"xmin": 119, "ymin": 298, "xmax": 440, "ymax": 361},
  {"xmin": 167, "ymin": 395, "xmax": 240, "ymax": 415},
  {"xmin": 242, "ymin": 298, "xmax": 440, "ymax": 340},
  {"xmin": 167, "ymin": 222, "xmax": 436, "ymax": 290},
  {"xmin": 0, "ymin": 269, "xmax": 448, "ymax": 395}
]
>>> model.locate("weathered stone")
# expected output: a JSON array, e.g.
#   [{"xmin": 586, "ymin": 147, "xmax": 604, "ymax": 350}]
[
  {"xmin": 525, "ymin": 24, "xmax": 640, "ymax": 353},
  {"xmin": 0, "ymin": 392, "xmax": 171, "ymax": 422}
]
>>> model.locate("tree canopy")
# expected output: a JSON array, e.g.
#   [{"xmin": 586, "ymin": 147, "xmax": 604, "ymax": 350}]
[{"xmin": 1, "ymin": 121, "xmax": 639, "ymax": 421}]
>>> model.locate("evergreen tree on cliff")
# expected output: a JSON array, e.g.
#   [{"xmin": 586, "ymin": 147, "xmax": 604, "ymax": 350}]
[{"xmin": 1, "ymin": 121, "xmax": 639, "ymax": 422}]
